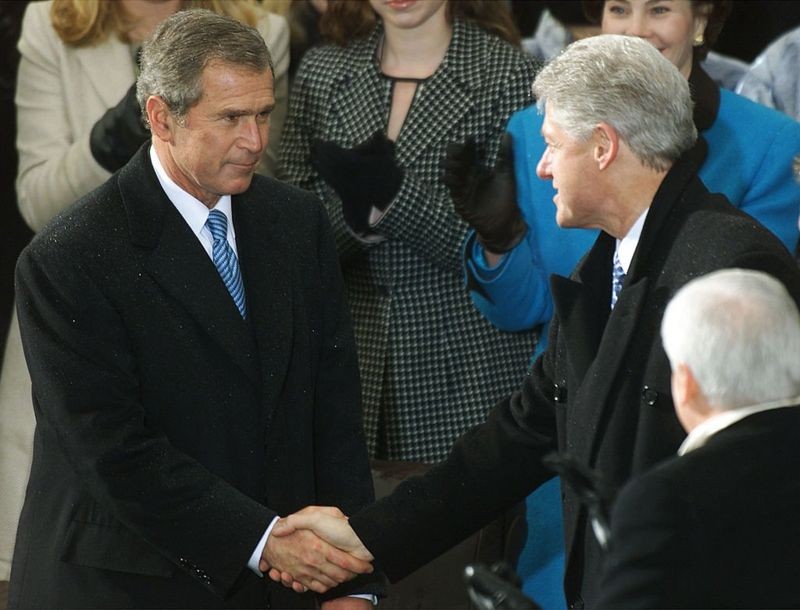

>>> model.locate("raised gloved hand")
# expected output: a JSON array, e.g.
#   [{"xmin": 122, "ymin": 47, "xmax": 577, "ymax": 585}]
[
  {"xmin": 442, "ymin": 133, "xmax": 526, "ymax": 254},
  {"xmin": 311, "ymin": 131, "xmax": 404, "ymax": 234},
  {"xmin": 89, "ymin": 83, "xmax": 151, "ymax": 173}
]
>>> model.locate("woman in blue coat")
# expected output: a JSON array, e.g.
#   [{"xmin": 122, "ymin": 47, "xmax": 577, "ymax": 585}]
[{"xmin": 453, "ymin": 1, "xmax": 800, "ymax": 606}]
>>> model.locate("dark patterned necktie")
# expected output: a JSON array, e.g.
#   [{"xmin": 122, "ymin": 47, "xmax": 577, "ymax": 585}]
[{"xmin": 611, "ymin": 250, "xmax": 625, "ymax": 310}]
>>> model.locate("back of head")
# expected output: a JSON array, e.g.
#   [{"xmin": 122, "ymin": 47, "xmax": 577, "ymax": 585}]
[
  {"xmin": 136, "ymin": 9, "xmax": 272, "ymax": 123},
  {"xmin": 532, "ymin": 34, "xmax": 697, "ymax": 171},
  {"xmin": 661, "ymin": 269, "xmax": 800, "ymax": 410}
]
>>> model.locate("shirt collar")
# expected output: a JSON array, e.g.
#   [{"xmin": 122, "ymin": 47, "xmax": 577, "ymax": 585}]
[
  {"xmin": 615, "ymin": 207, "xmax": 649, "ymax": 274},
  {"xmin": 149, "ymin": 145, "xmax": 233, "ymax": 239},
  {"xmin": 678, "ymin": 395, "xmax": 800, "ymax": 455}
]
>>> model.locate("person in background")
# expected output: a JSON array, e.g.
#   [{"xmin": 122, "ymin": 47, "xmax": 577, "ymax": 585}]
[
  {"xmin": 597, "ymin": 268, "xmax": 800, "ymax": 609},
  {"xmin": 7, "ymin": 9, "xmax": 379, "ymax": 609},
  {"xmin": 523, "ymin": 0, "xmax": 746, "ymax": 89},
  {"xmin": 267, "ymin": 35, "xmax": 800, "ymax": 609},
  {"xmin": 279, "ymin": 1, "xmax": 537, "ymax": 606},
  {"xmin": 0, "ymin": 0, "xmax": 289, "ymax": 595},
  {"xmin": 737, "ymin": 24, "xmax": 800, "ymax": 122},
  {"xmin": 0, "ymin": 7, "xmax": 32, "ymax": 608},
  {"xmin": 262, "ymin": 0, "xmax": 327, "ymax": 82}
]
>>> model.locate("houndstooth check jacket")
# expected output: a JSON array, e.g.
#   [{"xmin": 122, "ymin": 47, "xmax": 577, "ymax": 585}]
[{"xmin": 280, "ymin": 19, "xmax": 539, "ymax": 462}]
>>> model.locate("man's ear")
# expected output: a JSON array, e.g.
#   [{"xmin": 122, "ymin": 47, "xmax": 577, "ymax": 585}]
[
  {"xmin": 671, "ymin": 362, "xmax": 695, "ymax": 408},
  {"xmin": 592, "ymin": 122, "xmax": 618, "ymax": 171},
  {"xmin": 146, "ymin": 96, "xmax": 175, "ymax": 143}
]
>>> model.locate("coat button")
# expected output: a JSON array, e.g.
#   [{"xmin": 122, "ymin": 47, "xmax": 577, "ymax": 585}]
[
  {"xmin": 642, "ymin": 385, "xmax": 658, "ymax": 406},
  {"xmin": 554, "ymin": 381, "xmax": 567, "ymax": 403}
]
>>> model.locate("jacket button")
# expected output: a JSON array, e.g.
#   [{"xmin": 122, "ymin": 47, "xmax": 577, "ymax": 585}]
[{"xmin": 642, "ymin": 385, "xmax": 658, "ymax": 406}]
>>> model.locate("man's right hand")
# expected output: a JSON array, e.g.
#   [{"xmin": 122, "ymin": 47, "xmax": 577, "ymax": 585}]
[
  {"xmin": 260, "ymin": 509, "xmax": 373, "ymax": 594},
  {"xmin": 442, "ymin": 133, "xmax": 527, "ymax": 255},
  {"xmin": 267, "ymin": 506, "xmax": 374, "ymax": 593}
]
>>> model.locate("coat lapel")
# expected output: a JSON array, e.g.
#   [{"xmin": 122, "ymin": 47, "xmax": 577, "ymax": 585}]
[
  {"xmin": 74, "ymin": 35, "xmax": 134, "ymax": 108},
  {"xmin": 231, "ymin": 181, "xmax": 294, "ymax": 422},
  {"xmin": 327, "ymin": 29, "xmax": 387, "ymax": 145},
  {"xmin": 119, "ymin": 147, "xmax": 259, "ymax": 386},
  {"xmin": 551, "ymin": 234, "xmax": 613, "ymax": 384}
]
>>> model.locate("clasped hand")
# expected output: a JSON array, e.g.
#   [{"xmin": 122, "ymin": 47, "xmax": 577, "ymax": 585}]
[{"xmin": 261, "ymin": 506, "xmax": 373, "ymax": 594}]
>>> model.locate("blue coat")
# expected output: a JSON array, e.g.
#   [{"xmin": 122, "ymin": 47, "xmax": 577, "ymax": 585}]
[{"xmin": 466, "ymin": 66, "xmax": 800, "ymax": 354}]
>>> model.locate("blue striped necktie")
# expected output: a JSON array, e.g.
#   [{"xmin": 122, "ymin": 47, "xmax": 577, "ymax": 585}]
[{"xmin": 205, "ymin": 209, "xmax": 247, "ymax": 319}]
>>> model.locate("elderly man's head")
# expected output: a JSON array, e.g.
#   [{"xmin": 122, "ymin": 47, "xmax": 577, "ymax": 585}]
[
  {"xmin": 532, "ymin": 35, "xmax": 697, "ymax": 235},
  {"xmin": 533, "ymin": 34, "xmax": 696, "ymax": 171},
  {"xmin": 139, "ymin": 10, "xmax": 275, "ymax": 207},
  {"xmin": 661, "ymin": 269, "xmax": 800, "ymax": 431}
]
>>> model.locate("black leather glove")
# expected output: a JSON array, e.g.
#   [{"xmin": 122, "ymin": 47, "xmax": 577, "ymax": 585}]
[
  {"xmin": 442, "ymin": 133, "xmax": 526, "ymax": 254},
  {"xmin": 311, "ymin": 131, "xmax": 404, "ymax": 233},
  {"xmin": 89, "ymin": 83, "xmax": 151, "ymax": 173}
]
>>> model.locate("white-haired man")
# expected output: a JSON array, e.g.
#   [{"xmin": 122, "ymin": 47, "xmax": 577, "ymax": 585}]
[
  {"xmin": 597, "ymin": 268, "xmax": 800, "ymax": 608},
  {"xmin": 270, "ymin": 35, "xmax": 800, "ymax": 608}
]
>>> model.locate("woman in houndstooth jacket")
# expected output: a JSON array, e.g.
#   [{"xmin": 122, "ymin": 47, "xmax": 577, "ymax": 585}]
[
  {"xmin": 280, "ymin": 0, "xmax": 538, "ymax": 465},
  {"xmin": 280, "ymin": 6, "xmax": 537, "ymax": 601}
]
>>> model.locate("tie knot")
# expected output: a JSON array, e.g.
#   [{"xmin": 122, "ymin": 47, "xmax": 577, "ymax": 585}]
[{"xmin": 206, "ymin": 209, "xmax": 228, "ymax": 242}]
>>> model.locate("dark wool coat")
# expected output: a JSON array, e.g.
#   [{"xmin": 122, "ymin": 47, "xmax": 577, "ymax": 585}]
[
  {"xmin": 349, "ymin": 139, "xmax": 800, "ymax": 608},
  {"xmin": 280, "ymin": 19, "xmax": 540, "ymax": 461},
  {"xmin": 597, "ymin": 406, "xmax": 800, "ymax": 609},
  {"xmin": 8, "ymin": 146, "xmax": 380, "ymax": 609}
]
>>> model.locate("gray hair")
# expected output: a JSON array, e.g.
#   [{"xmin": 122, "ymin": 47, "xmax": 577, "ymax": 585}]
[
  {"xmin": 661, "ymin": 269, "xmax": 800, "ymax": 410},
  {"xmin": 137, "ymin": 9, "xmax": 273, "ymax": 124},
  {"xmin": 532, "ymin": 34, "xmax": 697, "ymax": 172}
]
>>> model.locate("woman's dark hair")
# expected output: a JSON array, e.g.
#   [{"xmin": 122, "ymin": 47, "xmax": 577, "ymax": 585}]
[
  {"xmin": 581, "ymin": 1, "xmax": 732, "ymax": 60},
  {"xmin": 320, "ymin": 0, "xmax": 521, "ymax": 47}
]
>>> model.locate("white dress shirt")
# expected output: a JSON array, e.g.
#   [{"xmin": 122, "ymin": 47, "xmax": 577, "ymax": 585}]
[
  {"xmin": 149, "ymin": 146, "xmax": 239, "ymax": 259},
  {"xmin": 614, "ymin": 208, "xmax": 650, "ymax": 275},
  {"xmin": 678, "ymin": 396, "xmax": 800, "ymax": 455}
]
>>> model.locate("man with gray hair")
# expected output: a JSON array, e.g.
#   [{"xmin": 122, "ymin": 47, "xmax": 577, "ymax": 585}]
[
  {"xmin": 8, "ymin": 9, "xmax": 379, "ymax": 609},
  {"xmin": 597, "ymin": 268, "xmax": 800, "ymax": 608},
  {"xmin": 265, "ymin": 35, "xmax": 800, "ymax": 608}
]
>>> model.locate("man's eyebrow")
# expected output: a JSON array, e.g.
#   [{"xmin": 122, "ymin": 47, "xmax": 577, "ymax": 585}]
[{"xmin": 216, "ymin": 102, "xmax": 276, "ymax": 117}]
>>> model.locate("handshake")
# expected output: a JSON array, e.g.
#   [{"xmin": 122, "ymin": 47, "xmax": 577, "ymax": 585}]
[{"xmin": 260, "ymin": 506, "xmax": 374, "ymax": 594}]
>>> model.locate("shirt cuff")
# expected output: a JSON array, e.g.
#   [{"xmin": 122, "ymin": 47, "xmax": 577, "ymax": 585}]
[{"xmin": 247, "ymin": 516, "xmax": 280, "ymax": 576}]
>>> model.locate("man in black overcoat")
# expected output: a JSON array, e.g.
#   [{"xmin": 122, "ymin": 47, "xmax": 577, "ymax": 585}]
[
  {"xmin": 8, "ymin": 10, "xmax": 378, "ymax": 610},
  {"xmin": 596, "ymin": 268, "xmax": 800, "ymax": 609},
  {"xmin": 266, "ymin": 35, "xmax": 800, "ymax": 609}
]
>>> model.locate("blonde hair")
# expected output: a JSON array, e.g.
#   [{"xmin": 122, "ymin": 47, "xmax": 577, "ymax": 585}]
[{"xmin": 51, "ymin": 0, "xmax": 263, "ymax": 47}]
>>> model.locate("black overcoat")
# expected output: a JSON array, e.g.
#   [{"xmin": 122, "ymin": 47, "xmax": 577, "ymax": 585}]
[
  {"xmin": 9, "ymin": 146, "xmax": 379, "ymax": 608},
  {"xmin": 597, "ymin": 406, "xmax": 800, "ymax": 609}
]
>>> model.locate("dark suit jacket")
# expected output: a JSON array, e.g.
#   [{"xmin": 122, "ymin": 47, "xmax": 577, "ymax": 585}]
[
  {"xmin": 348, "ymin": 139, "xmax": 800, "ymax": 608},
  {"xmin": 596, "ymin": 406, "xmax": 800, "ymax": 609},
  {"xmin": 8, "ymin": 146, "xmax": 378, "ymax": 608}
]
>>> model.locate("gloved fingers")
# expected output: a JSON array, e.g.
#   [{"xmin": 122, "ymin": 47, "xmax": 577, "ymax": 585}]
[
  {"xmin": 443, "ymin": 137, "xmax": 479, "ymax": 170},
  {"xmin": 494, "ymin": 132, "xmax": 515, "ymax": 173},
  {"xmin": 355, "ymin": 130, "xmax": 396, "ymax": 158},
  {"xmin": 310, "ymin": 139, "xmax": 346, "ymax": 182}
]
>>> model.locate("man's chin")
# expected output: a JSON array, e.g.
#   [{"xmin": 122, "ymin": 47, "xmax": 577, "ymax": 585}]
[{"xmin": 226, "ymin": 173, "xmax": 257, "ymax": 195}]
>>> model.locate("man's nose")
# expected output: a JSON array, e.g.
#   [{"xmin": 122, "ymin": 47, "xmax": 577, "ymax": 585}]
[
  {"xmin": 239, "ymin": 117, "xmax": 267, "ymax": 153},
  {"xmin": 536, "ymin": 149, "xmax": 552, "ymax": 180}
]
